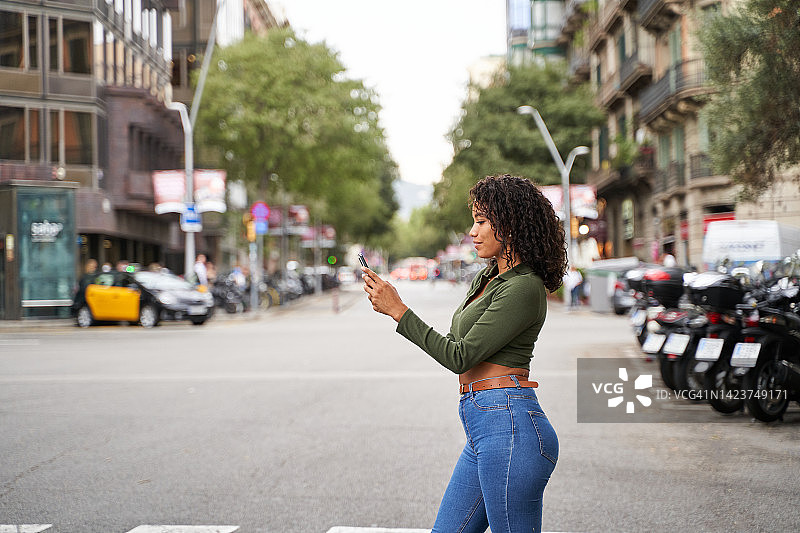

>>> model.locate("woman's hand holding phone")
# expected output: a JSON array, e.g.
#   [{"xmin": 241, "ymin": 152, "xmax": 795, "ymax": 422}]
[{"xmin": 362, "ymin": 266, "xmax": 408, "ymax": 322}]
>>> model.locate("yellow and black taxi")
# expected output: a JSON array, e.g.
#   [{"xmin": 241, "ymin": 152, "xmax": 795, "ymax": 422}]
[{"xmin": 73, "ymin": 270, "xmax": 214, "ymax": 328}]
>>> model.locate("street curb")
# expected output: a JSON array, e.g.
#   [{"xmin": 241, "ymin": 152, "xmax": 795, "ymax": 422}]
[{"xmin": 0, "ymin": 286, "xmax": 364, "ymax": 332}]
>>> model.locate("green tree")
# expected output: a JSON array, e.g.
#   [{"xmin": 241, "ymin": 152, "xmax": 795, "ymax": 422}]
[
  {"xmin": 698, "ymin": 0, "xmax": 800, "ymax": 195},
  {"xmin": 434, "ymin": 62, "xmax": 603, "ymax": 233},
  {"xmin": 194, "ymin": 29, "xmax": 398, "ymax": 241},
  {"xmin": 381, "ymin": 206, "xmax": 449, "ymax": 262}
]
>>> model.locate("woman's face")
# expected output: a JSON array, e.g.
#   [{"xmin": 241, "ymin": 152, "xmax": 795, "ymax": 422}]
[{"xmin": 469, "ymin": 205, "xmax": 503, "ymax": 260}]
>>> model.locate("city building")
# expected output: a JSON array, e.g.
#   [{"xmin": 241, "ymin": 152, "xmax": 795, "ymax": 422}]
[
  {"xmin": 558, "ymin": 0, "xmax": 800, "ymax": 268},
  {"xmin": 0, "ymin": 0, "xmax": 183, "ymax": 319},
  {"xmin": 507, "ymin": 0, "xmax": 566, "ymax": 66}
]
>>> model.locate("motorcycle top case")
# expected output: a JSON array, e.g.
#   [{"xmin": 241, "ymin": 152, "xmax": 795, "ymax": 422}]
[
  {"xmin": 686, "ymin": 272, "xmax": 744, "ymax": 310},
  {"xmin": 624, "ymin": 267, "xmax": 648, "ymax": 293},
  {"xmin": 643, "ymin": 267, "xmax": 686, "ymax": 308}
]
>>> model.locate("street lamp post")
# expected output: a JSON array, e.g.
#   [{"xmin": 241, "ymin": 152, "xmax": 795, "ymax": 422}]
[{"xmin": 517, "ymin": 105, "xmax": 589, "ymax": 307}]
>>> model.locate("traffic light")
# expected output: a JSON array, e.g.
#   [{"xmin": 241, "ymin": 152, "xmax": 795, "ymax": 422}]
[
  {"xmin": 246, "ymin": 221, "xmax": 256, "ymax": 242},
  {"xmin": 327, "ymin": 255, "xmax": 337, "ymax": 265},
  {"xmin": 243, "ymin": 213, "xmax": 256, "ymax": 242}
]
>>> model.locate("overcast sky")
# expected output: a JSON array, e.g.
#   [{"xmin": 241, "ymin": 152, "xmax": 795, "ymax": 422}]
[{"xmin": 277, "ymin": 0, "xmax": 507, "ymax": 186}]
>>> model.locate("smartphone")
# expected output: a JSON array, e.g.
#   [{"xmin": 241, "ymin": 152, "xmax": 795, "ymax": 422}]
[{"xmin": 358, "ymin": 252, "xmax": 369, "ymax": 269}]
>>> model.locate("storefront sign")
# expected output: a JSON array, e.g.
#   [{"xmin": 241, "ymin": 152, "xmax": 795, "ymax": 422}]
[{"xmin": 30, "ymin": 220, "xmax": 64, "ymax": 243}]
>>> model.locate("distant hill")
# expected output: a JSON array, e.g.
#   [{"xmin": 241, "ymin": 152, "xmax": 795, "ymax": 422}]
[{"xmin": 393, "ymin": 180, "xmax": 432, "ymax": 220}]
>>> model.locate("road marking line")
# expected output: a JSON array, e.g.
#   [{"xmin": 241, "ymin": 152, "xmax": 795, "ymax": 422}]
[
  {"xmin": 0, "ymin": 339, "xmax": 41, "ymax": 346},
  {"xmin": 126, "ymin": 527, "xmax": 239, "ymax": 533},
  {"xmin": 0, "ymin": 526, "xmax": 52, "ymax": 533}
]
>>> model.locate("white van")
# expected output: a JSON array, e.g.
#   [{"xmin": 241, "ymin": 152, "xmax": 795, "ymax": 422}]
[{"xmin": 702, "ymin": 220, "xmax": 800, "ymax": 270}]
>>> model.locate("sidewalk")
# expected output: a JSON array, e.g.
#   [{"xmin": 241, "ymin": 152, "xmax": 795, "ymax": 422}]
[{"xmin": 0, "ymin": 285, "xmax": 364, "ymax": 332}]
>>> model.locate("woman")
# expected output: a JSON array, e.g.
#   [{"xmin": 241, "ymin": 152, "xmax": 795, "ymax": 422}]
[{"xmin": 362, "ymin": 174, "xmax": 566, "ymax": 533}]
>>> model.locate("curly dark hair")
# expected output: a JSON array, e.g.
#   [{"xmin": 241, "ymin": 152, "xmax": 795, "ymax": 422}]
[{"xmin": 469, "ymin": 174, "xmax": 567, "ymax": 292}]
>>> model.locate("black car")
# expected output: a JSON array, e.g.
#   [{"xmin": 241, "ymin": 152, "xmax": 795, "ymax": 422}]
[{"xmin": 73, "ymin": 270, "xmax": 215, "ymax": 328}]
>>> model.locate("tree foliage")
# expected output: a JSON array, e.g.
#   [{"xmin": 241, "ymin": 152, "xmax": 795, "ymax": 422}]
[
  {"xmin": 433, "ymin": 62, "xmax": 603, "ymax": 233},
  {"xmin": 697, "ymin": 0, "xmax": 800, "ymax": 195},
  {"xmin": 194, "ymin": 29, "xmax": 398, "ymax": 242}
]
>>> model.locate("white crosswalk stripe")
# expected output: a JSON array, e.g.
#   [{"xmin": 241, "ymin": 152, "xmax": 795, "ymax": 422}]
[
  {"xmin": 0, "ymin": 524, "xmax": 239, "ymax": 533},
  {"xmin": 128, "ymin": 526, "xmax": 239, "ymax": 533}
]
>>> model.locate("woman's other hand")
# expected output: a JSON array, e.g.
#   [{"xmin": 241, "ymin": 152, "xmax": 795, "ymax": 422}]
[{"xmin": 362, "ymin": 267, "xmax": 408, "ymax": 322}]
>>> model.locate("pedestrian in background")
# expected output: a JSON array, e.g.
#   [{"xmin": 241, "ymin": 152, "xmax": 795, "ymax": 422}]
[
  {"xmin": 193, "ymin": 254, "xmax": 208, "ymax": 286},
  {"xmin": 563, "ymin": 265, "xmax": 583, "ymax": 310},
  {"xmin": 362, "ymin": 174, "xmax": 565, "ymax": 533}
]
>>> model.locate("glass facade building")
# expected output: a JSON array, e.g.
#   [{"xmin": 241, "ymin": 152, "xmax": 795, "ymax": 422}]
[{"xmin": 0, "ymin": 0, "xmax": 182, "ymax": 319}]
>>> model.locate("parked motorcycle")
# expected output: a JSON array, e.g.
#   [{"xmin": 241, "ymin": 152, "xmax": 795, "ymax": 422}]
[
  {"xmin": 731, "ymin": 277, "xmax": 800, "ymax": 422},
  {"xmin": 638, "ymin": 266, "xmax": 690, "ymax": 391},
  {"xmin": 211, "ymin": 274, "xmax": 246, "ymax": 314},
  {"xmin": 684, "ymin": 271, "xmax": 747, "ymax": 413}
]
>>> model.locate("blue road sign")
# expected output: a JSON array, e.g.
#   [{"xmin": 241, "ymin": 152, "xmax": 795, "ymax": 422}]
[{"xmin": 181, "ymin": 203, "xmax": 202, "ymax": 232}]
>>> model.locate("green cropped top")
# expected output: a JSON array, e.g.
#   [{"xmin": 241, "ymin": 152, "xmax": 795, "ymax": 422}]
[{"xmin": 395, "ymin": 262, "xmax": 547, "ymax": 374}]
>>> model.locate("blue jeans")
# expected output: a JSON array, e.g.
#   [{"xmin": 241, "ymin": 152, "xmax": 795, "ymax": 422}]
[{"xmin": 432, "ymin": 382, "xmax": 558, "ymax": 533}]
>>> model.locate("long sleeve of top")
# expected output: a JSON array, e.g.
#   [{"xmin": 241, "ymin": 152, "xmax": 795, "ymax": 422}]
[{"xmin": 395, "ymin": 263, "xmax": 547, "ymax": 374}]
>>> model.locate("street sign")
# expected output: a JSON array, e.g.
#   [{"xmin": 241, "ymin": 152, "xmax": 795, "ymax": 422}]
[
  {"xmin": 250, "ymin": 201, "xmax": 270, "ymax": 221},
  {"xmin": 180, "ymin": 203, "xmax": 202, "ymax": 232},
  {"xmin": 255, "ymin": 220, "xmax": 268, "ymax": 235}
]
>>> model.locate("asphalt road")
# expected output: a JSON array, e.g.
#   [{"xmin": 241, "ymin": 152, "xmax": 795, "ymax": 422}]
[{"xmin": 1, "ymin": 281, "xmax": 798, "ymax": 532}]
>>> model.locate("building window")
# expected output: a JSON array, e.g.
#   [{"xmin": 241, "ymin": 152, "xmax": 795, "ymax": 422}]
[
  {"xmin": 0, "ymin": 106, "xmax": 25, "ymax": 160},
  {"xmin": 28, "ymin": 15, "xmax": 39, "ymax": 69},
  {"xmin": 0, "ymin": 11, "xmax": 23, "ymax": 68},
  {"xmin": 63, "ymin": 19, "xmax": 92, "ymax": 74},
  {"xmin": 658, "ymin": 133, "xmax": 671, "ymax": 169},
  {"xmin": 64, "ymin": 111, "xmax": 93, "ymax": 165},
  {"xmin": 673, "ymin": 126, "xmax": 685, "ymax": 162},
  {"xmin": 617, "ymin": 114, "xmax": 627, "ymax": 138},
  {"xmin": 50, "ymin": 110, "xmax": 60, "ymax": 163},
  {"xmin": 599, "ymin": 125, "xmax": 610, "ymax": 164},
  {"xmin": 49, "ymin": 17, "xmax": 58, "ymax": 71},
  {"xmin": 29, "ymin": 108, "xmax": 40, "ymax": 161},
  {"xmin": 105, "ymin": 32, "xmax": 114, "ymax": 83}
]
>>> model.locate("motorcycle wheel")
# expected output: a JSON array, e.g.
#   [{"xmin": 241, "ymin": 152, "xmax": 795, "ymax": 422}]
[
  {"xmin": 673, "ymin": 345, "xmax": 705, "ymax": 402},
  {"xmin": 704, "ymin": 359, "xmax": 744, "ymax": 414},
  {"xmin": 743, "ymin": 355, "xmax": 790, "ymax": 423},
  {"xmin": 225, "ymin": 301, "xmax": 243, "ymax": 314},
  {"xmin": 659, "ymin": 356, "xmax": 678, "ymax": 391}
]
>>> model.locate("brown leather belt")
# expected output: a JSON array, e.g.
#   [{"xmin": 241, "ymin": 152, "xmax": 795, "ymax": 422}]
[{"xmin": 460, "ymin": 375, "xmax": 539, "ymax": 394}]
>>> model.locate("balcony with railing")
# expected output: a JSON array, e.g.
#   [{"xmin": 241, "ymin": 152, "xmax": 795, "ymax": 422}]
[
  {"xmin": 652, "ymin": 169, "xmax": 667, "ymax": 194},
  {"xmin": 598, "ymin": 0, "xmax": 624, "ymax": 34},
  {"xmin": 597, "ymin": 70, "xmax": 622, "ymax": 108},
  {"xmin": 690, "ymin": 153, "xmax": 712, "ymax": 179},
  {"xmin": 569, "ymin": 47, "xmax": 591, "ymax": 81},
  {"xmin": 639, "ymin": 0, "xmax": 683, "ymax": 33},
  {"xmin": 640, "ymin": 59, "xmax": 710, "ymax": 124},
  {"xmin": 559, "ymin": 0, "xmax": 591, "ymax": 44},
  {"xmin": 667, "ymin": 160, "xmax": 686, "ymax": 190},
  {"xmin": 619, "ymin": 45, "xmax": 654, "ymax": 94}
]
